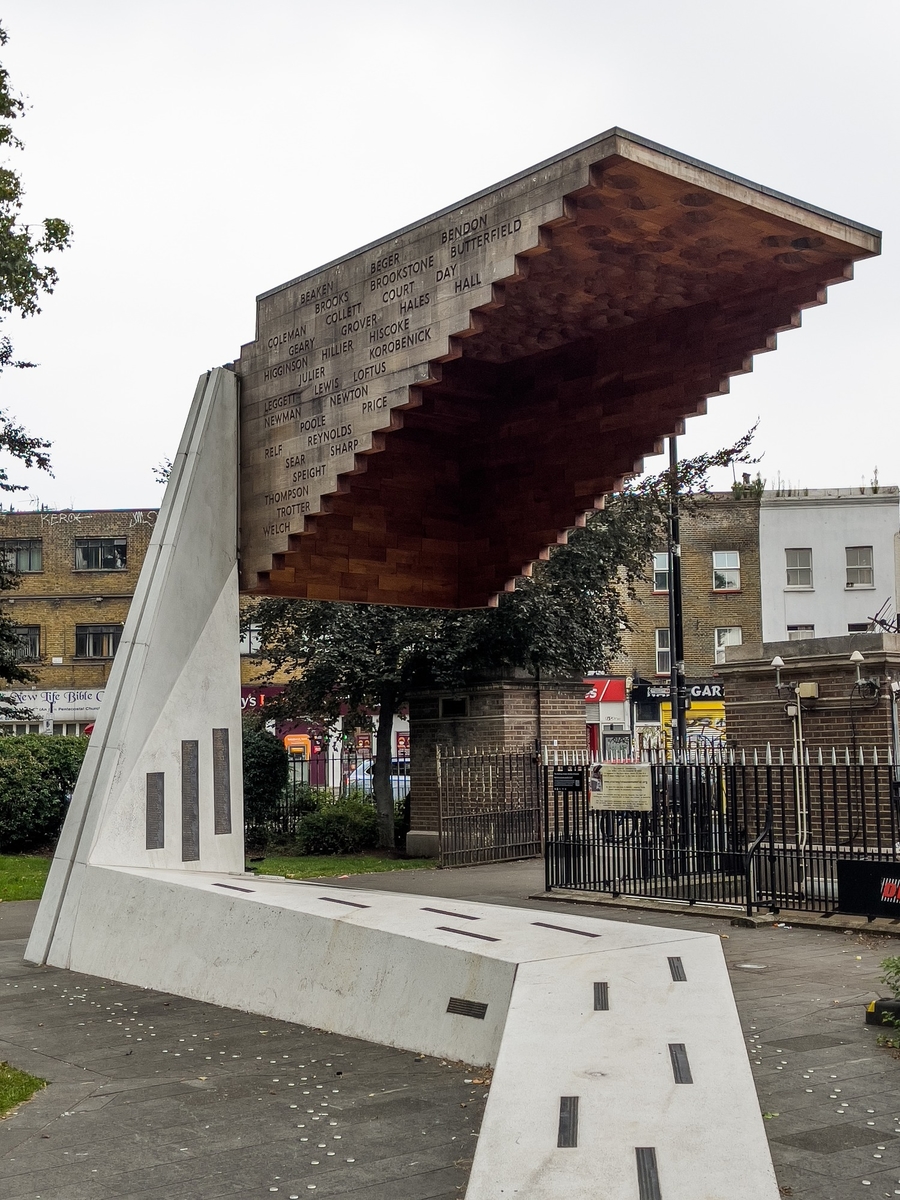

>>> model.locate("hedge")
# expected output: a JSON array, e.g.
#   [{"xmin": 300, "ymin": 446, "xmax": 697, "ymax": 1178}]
[{"xmin": 0, "ymin": 736, "xmax": 88, "ymax": 852}]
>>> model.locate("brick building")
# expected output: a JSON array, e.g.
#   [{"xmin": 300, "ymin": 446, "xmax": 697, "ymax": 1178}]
[
  {"xmin": 607, "ymin": 493, "xmax": 762, "ymax": 737},
  {"xmin": 406, "ymin": 672, "xmax": 586, "ymax": 855},
  {"xmin": 0, "ymin": 509, "xmax": 158, "ymax": 733},
  {"xmin": 718, "ymin": 633, "xmax": 900, "ymax": 754}
]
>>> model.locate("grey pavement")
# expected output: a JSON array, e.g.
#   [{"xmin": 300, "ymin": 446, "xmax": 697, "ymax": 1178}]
[{"xmin": 2, "ymin": 863, "xmax": 900, "ymax": 1199}]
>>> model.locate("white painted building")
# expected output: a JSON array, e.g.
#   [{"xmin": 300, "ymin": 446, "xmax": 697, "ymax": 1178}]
[{"xmin": 759, "ymin": 487, "xmax": 900, "ymax": 642}]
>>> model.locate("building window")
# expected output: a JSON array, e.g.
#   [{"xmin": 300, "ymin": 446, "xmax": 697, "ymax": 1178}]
[
  {"xmin": 75, "ymin": 624, "xmax": 122, "ymax": 658},
  {"xmin": 13, "ymin": 626, "xmax": 40, "ymax": 661},
  {"xmin": 74, "ymin": 537, "xmax": 127, "ymax": 571},
  {"xmin": 712, "ymin": 551, "xmax": 740, "ymax": 591},
  {"xmin": 652, "ymin": 551, "xmax": 669, "ymax": 593},
  {"xmin": 655, "ymin": 628, "xmax": 671, "ymax": 675},
  {"xmin": 845, "ymin": 545, "xmax": 874, "ymax": 588},
  {"xmin": 714, "ymin": 626, "xmax": 742, "ymax": 664},
  {"xmin": 785, "ymin": 548, "xmax": 813, "ymax": 588},
  {"xmin": 0, "ymin": 538, "xmax": 42, "ymax": 572},
  {"xmin": 787, "ymin": 624, "xmax": 815, "ymax": 641},
  {"xmin": 240, "ymin": 625, "xmax": 262, "ymax": 656},
  {"xmin": 848, "ymin": 622, "xmax": 873, "ymax": 633}
]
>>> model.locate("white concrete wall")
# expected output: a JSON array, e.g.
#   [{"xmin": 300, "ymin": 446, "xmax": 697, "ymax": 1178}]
[
  {"xmin": 759, "ymin": 489, "xmax": 900, "ymax": 641},
  {"xmin": 27, "ymin": 369, "xmax": 244, "ymax": 969}
]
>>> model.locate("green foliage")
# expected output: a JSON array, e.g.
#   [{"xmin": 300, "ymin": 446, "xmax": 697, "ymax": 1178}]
[
  {"xmin": 880, "ymin": 957, "xmax": 900, "ymax": 1001},
  {"xmin": 295, "ymin": 798, "xmax": 378, "ymax": 855},
  {"xmin": 0, "ymin": 24, "xmax": 72, "ymax": 691},
  {"xmin": 874, "ymin": 957, "xmax": 900, "ymax": 1048},
  {"xmin": 0, "ymin": 1061, "xmax": 45, "ymax": 1117},
  {"xmin": 0, "ymin": 735, "xmax": 87, "ymax": 851},
  {"xmin": 241, "ymin": 723, "xmax": 288, "ymax": 826},
  {"xmin": 0, "ymin": 852, "xmax": 51, "ymax": 900}
]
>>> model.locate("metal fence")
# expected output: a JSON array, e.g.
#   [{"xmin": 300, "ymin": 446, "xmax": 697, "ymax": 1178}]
[
  {"xmin": 437, "ymin": 748, "xmax": 546, "ymax": 867},
  {"xmin": 246, "ymin": 752, "xmax": 410, "ymax": 837},
  {"xmin": 544, "ymin": 747, "xmax": 900, "ymax": 915}
]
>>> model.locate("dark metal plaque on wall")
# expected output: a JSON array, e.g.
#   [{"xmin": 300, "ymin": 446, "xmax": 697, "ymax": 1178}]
[
  {"xmin": 212, "ymin": 728, "xmax": 232, "ymax": 835},
  {"xmin": 181, "ymin": 740, "xmax": 200, "ymax": 861},
  {"xmin": 145, "ymin": 772, "xmax": 165, "ymax": 850}
]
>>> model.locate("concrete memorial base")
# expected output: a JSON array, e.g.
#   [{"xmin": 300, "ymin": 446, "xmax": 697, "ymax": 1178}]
[{"xmin": 34, "ymin": 864, "xmax": 779, "ymax": 1198}]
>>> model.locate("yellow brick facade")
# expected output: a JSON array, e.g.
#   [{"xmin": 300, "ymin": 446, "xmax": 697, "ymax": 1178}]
[
  {"xmin": 610, "ymin": 494, "xmax": 762, "ymax": 682},
  {"xmin": 0, "ymin": 509, "xmax": 158, "ymax": 698}
]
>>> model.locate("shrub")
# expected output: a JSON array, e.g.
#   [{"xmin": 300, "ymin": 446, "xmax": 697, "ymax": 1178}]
[
  {"xmin": 297, "ymin": 798, "xmax": 377, "ymax": 855},
  {"xmin": 242, "ymin": 725, "xmax": 288, "ymax": 827},
  {"xmin": 0, "ymin": 735, "xmax": 88, "ymax": 852}
]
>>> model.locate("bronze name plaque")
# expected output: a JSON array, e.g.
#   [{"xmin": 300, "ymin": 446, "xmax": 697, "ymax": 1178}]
[
  {"xmin": 145, "ymin": 771, "xmax": 165, "ymax": 850},
  {"xmin": 181, "ymin": 740, "xmax": 200, "ymax": 862},
  {"xmin": 212, "ymin": 727, "xmax": 231, "ymax": 836}
]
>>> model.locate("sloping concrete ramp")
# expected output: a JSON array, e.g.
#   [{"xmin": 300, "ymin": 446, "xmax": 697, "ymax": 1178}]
[{"xmin": 37, "ymin": 866, "xmax": 779, "ymax": 1198}]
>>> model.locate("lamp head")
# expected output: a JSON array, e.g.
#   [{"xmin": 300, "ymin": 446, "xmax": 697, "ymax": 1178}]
[
  {"xmin": 771, "ymin": 655, "xmax": 785, "ymax": 690},
  {"xmin": 849, "ymin": 648, "xmax": 869, "ymax": 685}
]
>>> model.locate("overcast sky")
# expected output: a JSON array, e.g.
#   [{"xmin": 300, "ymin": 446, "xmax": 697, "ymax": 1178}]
[{"xmin": 1, "ymin": 0, "xmax": 896, "ymax": 510}]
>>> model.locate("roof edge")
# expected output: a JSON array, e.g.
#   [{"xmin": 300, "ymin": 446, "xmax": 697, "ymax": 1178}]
[{"xmin": 256, "ymin": 126, "xmax": 882, "ymax": 304}]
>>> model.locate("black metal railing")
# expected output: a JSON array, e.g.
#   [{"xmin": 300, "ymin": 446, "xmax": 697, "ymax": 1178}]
[
  {"xmin": 246, "ymin": 752, "xmax": 410, "ymax": 837},
  {"xmin": 544, "ymin": 747, "xmax": 900, "ymax": 915},
  {"xmin": 438, "ymin": 748, "xmax": 544, "ymax": 867}
]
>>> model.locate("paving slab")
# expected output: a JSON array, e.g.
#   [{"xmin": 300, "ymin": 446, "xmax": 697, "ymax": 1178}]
[
  {"xmin": 4, "ymin": 864, "xmax": 900, "ymax": 1198},
  {"xmin": 0, "ymin": 932, "xmax": 483, "ymax": 1200}
]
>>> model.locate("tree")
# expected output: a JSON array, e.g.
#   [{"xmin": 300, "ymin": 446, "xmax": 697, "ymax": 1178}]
[
  {"xmin": 249, "ymin": 433, "xmax": 757, "ymax": 849},
  {"xmin": 0, "ymin": 23, "xmax": 71, "ymax": 698}
]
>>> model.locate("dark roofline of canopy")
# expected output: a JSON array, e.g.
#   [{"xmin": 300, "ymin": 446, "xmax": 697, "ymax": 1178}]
[{"xmin": 256, "ymin": 126, "xmax": 882, "ymax": 303}]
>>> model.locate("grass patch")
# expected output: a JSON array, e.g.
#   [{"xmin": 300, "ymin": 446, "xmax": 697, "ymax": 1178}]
[
  {"xmin": 251, "ymin": 851, "xmax": 436, "ymax": 879},
  {"xmin": 0, "ymin": 855, "xmax": 52, "ymax": 902},
  {"xmin": 0, "ymin": 1062, "xmax": 46, "ymax": 1117}
]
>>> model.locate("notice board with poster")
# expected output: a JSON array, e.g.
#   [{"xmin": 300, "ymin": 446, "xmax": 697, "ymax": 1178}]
[{"xmin": 591, "ymin": 763, "xmax": 653, "ymax": 811}]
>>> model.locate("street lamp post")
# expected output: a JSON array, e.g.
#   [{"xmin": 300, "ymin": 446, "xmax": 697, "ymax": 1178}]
[{"xmin": 667, "ymin": 435, "xmax": 687, "ymax": 757}]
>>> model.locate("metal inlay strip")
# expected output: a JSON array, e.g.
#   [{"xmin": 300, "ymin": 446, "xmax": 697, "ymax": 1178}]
[
  {"xmin": 668, "ymin": 956, "xmax": 687, "ymax": 981},
  {"xmin": 181, "ymin": 740, "xmax": 200, "ymax": 862},
  {"xmin": 318, "ymin": 896, "xmax": 371, "ymax": 909},
  {"xmin": 212, "ymin": 728, "xmax": 231, "ymax": 835},
  {"xmin": 532, "ymin": 921, "xmax": 599, "ymax": 938},
  {"xmin": 436, "ymin": 926, "xmax": 500, "ymax": 942},
  {"xmin": 145, "ymin": 772, "xmax": 165, "ymax": 850},
  {"xmin": 557, "ymin": 1096, "xmax": 579, "ymax": 1147},
  {"xmin": 212, "ymin": 882, "xmax": 255, "ymax": 893},
  {"xmin": 593, "ymin": 982, "xmax": 609, "ymax": 1011},
  {"xmin": 669, "ymin": 1043, "xmax": 693, "ymax": 1084},
  {"xmin": 636, "ymin": 1147, "xmax": 662, "ymax": 1199},
  {"xmin": 447, "ymin": 997, "xmax": 488, "ymax": 1020},
  {"xmin": 421, "ymin": 906, "xmax": 480, "ymax": 921}
]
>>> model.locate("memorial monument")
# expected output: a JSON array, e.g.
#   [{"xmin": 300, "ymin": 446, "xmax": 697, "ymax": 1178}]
[{"xmin": 25, "ymin": 130, "xmax": 879, "ymax": 1198}]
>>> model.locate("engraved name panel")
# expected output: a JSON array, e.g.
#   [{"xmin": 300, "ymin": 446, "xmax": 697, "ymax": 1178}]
[
  {"xmin": 212, "ymin": 727, "xmax": 231, "ymax": 835},
  {"xmin": 145, "ymin": 771, "xmax": 165, "ymax": 850},
  {"xmin": 181, "ymin": 740, "xmax": 200, "ymax": 861}
]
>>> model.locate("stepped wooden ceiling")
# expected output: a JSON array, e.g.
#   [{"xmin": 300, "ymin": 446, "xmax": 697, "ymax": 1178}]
[{"xmin": 237, "ymin": 129, "xmax": 879, "ymax": 608}]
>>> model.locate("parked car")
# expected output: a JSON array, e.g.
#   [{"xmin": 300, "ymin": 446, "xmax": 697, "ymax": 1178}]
[{"xmin": 345, "ymin": 758, "xmax": 410, "ymax": 803}]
